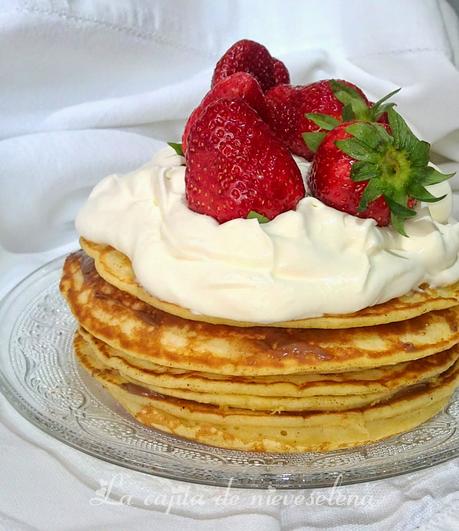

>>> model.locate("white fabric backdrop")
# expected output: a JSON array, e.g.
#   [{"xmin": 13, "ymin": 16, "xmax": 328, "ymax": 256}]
[{"xmin": 1, "ymin": 0, "xmax": 459, "ymax": 529}]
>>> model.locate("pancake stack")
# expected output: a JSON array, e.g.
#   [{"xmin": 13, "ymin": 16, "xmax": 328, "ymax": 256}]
[{"xmin": 59, "ymin": 239, "xmax": 459, "ymax": 452}]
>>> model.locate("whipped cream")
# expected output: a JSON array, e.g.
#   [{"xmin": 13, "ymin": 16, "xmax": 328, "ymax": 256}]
[{"xmin": 76, "ymin": 146, "xmax": 459, "ymax": 323}]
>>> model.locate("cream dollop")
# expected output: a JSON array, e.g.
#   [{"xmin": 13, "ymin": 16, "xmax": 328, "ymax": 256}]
[{"xmin": 76, "ymin": 146, "xmax": 459, "ymax": 323}]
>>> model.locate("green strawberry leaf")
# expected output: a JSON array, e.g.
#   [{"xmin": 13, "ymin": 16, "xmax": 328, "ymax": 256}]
[
  {"xmin": 371, "ymin": 101, "xmax": 396, "ymax": 121},
  {"xmin": 418, "ymin": 166, "xmax": 454, "ymax": 186},
  {"xmin": 373, "ymin": 123, "xmax": 392, "ymax": 144},
  {"xmin": 247, "ymin": 211, "xmax": 269, "ymax": 223},
  {"xmin": 372, "ymin": 88, "xmax": 400, "ymax": 108},
  {"xmin": 409, "ymin": 183, "xmax": 446, "ymax": 203},
  {"xmin": 369, "ymin": 88, "xmax": 400, "ymax": 119},
  {"xmin": 351, "ymin": 161, "xmax": 381, "ymax": 182},
  {"xmin": 345, "ymin": 122, "xmax": 387, "ymax": 151},
  {"xmin": 385, "ymin": 196, "xmax": 417, "ymax": 236},
  {"xmin": 305, "ymin": 113, "xmax": 341, "ymax": 131},
  {"xmin": 384, "ymin": 196, "xmax": 417, "ymax": 219},
  {"xmin": 409, "ymin": 140, "xmax": 430, "ymax": 167},
  {"xmin": 386, "ymin": 108, "xmax": 421, "ymax": 158},
  {"xmin": 390, "ymin": 212, "xmax": 408, "ymax": 237},
  {"xmin": 335, "ymin": 138, "xmax": 381, "ymax": 163},
  {"xmin": 342, "ymin": 103, "xmax": 355, "ymax": 122},
  {"xmin": 168, "ymin": 142, "xmax": 184, "ymax": 156},
  {"xmin": 358, "ymin": 179, "xmax": 383, "ymax": 211},
  {"xmin": 329, "ymin": 80, "xmax": 369, "ymax": 118},
  {"xmin": 302, "ymin": 131, "xmax": 326, "ymax": 153}
]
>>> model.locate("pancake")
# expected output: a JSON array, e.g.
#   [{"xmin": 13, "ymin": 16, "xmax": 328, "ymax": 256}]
[
  {"xmin": 74, "ymin": 332, "xmax": 459, "ymax": 452},
  {"xmin": 61, "ymin": 251, "xmax": 459, "ymax": 376},
  {"xmin": 80, "ymin": 328, "xmax": 459, "ymax": 410},
  {"xmin": 81, "ymin": 238, "xmax": 459, "ymax": 329},
  {"xmin": 78, "ymin": 328, "xmax": 398, "ymax": 411}
]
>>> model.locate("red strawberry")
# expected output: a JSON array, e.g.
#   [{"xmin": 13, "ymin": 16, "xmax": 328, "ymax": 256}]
[
  {"xmin": 212, "ymin": 39, "xmax": 289, "ymax": 93},
  {"xmin": 307, "ymin": 111, "xmax": 452, "ymax": 234},
  {"xmin": 272, "ymin": 58, "xmax": 290, "ymax": 85},
  {"xmin": 265, "ymin": 80, "xmax": 370, "ymax": 160},
  {"xmin": 185, "ymin": 98, "xmax": 305, "ymax": 223},
  {"xmin": 308, "ymin": 123, "xmax": 390, "ymax": 225},
  {"xmin": 182, "ymin": 72, "xmax": 266, "ymax": 154}
]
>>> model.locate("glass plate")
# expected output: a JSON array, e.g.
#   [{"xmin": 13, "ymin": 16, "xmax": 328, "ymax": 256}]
[{"xmin": 1, "ymin": 256, "xmax": 459, "ymax": 490}]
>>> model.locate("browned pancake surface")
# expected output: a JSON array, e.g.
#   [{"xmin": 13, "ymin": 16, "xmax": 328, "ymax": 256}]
[{"xmin": 60, "ymin": 251, "xmax": 459, "ymax": 375}]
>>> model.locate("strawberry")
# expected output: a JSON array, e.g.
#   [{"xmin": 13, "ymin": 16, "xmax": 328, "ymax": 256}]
[
  {"xmin": 211, "ymin": 39, "xmax": 289, "ymax": 93},
  {"xmin": 272, "ymin": 58, "xmax": 290, "ymax": 85},
  {"xmin": 307, "ymin": 109, "xmax": 453, "ymax": 234},
  {"xmin": 185, "ymin": 98, "xmax": 305, "ymax": 223},
  {"xmin": 182, "ymin": 72, "xmax": 266, "ymax": 154},
  {"xmin": 265, "ymin": 80, "xmax": 397, "ymax": 160}
]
